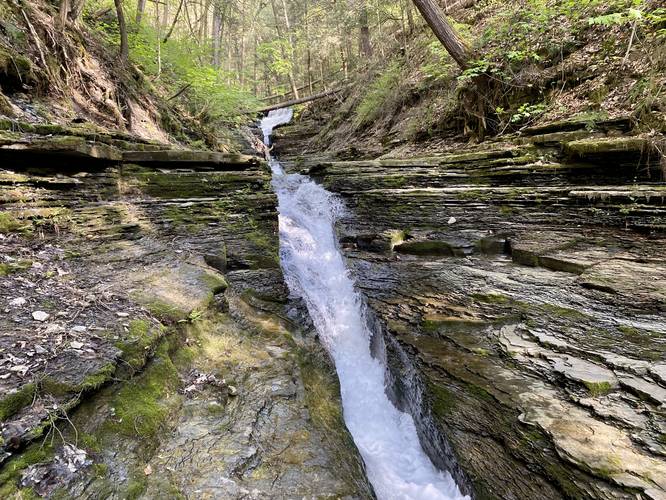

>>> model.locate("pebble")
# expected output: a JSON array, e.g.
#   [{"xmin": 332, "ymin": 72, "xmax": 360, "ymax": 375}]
[
  {"xmin": 70, "ymin": 341, "xmax": 84, "ymax": 349},
  {"xmin": 116, "ymin": 312, "xmax": 129, "ymax": 318},
  {"xmin": 71, "ymin": 325, "xmax": 87, "ymax": 333},
  {"xmin": 448, "ymin": 216, "xmax": 457, "ymax": 224},
  {"xmin": 9, "ymin": 298, "xmax": 26, "ymax": 307},
  {"xmin": 32, "ymin": 311, "xmax": 50, "ymax": 322}
]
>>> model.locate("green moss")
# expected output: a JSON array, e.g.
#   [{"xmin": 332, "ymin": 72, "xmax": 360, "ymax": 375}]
[
  {"xmin": 618, "ymin": 325, "xmax": 640, "ymax": 336},
  {"xmin": 0, "ymin": 259, "xmax": 32, "ymax": 276},
  {"xmin": 115, "ymin": 319, "xmax": 165, "ymax": 372},
  {"xmin": 0, "ymin": 212, "xmax": 29, "ymax": 233},
  {"xmin": 471, "ymin": 292, "xmax": 511, "ymax": 304},
  {"xmin": 0, "ymin": 383, "xmax": 36, "ymax": 421},
  {"xmin": 583, "ymin": 380, "xmax": 613, "ymax": 397},
  {"xmin": 422, "ymin": 316, "xmax": 487, "ymax": 333},
  {"xmin": 539, "ymin": 303, "xmax": 587, "ymax": 320},
  {"xmin": 565, "ymin": 137, "xmax": 646, "ymax": 156},
  {"xmin": 389, "ymin": 230, "xmax": 407, "ymax": 248},
  {"xmin": 456, "ymin": 189, "xmax": 493, "ymax": 201},
  {"xmin": 355, "ymin": 61, "xmax": 405, "ymax": 128},
  {"xmin": 466, "ymin": 382, "xmax": 495, "ymax": 401},
  {"xmin": 79, "ymin": 433, "xmax": 102, "ymax": 453},
  {"xmin": 92, "ymin": 463, "xmax": 109, "ymax": 478},
  {"xmin": 201, "ymin": 273, "xmax": 228, "ymax": 294},
  {"xmin": 0, "ymin": 46, "xmax": 36, "ymax": 91},
  {"xmin": 297, "ymin": 348, "xmax": 370, "ymax": 497},
  {"xmin": 428, "ymin": 383, "xmax": 457, "ymax": 418},
  {"xmin": 244, "ymin": 225, "xmax": 279, "ymax": 269},
  {"xmin": 0, "ymin": 443, "xmax": 54, "ymax": 497},
  {"xmin": 106, "ymin": 341, "xmax": 180, "ymax": 440},
  {"xmin": 41, "ymin": 363, "xmax": 116, "ymax": 396},
  {"xmin": 143, "ymin": 300, "xmax": 183, "ymax": 323},
  {"xmin": 125, "ymin": 477, "xmax": 148, "ymax": 500},
  {"xmin": 382, "ymin": 175, "xmax": 408, "ymax": 188}
]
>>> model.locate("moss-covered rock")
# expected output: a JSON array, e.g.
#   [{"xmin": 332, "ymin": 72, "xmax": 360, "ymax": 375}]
[
  {"xmin": 0, "ymin": 45, "xmax": 36, "ymax": 93},
  {"xmin": 0, "ymin": 383, "xmax": 36, "ymax": 421}
]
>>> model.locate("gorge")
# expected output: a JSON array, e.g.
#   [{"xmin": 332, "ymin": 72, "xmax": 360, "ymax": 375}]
[
  {"xmin": 264, "ymin": 108, "xmax": 468, "ymax": 499},
  {"xmin": 1, "ymin": 0, "xmax": 665, "ymax": 498}
]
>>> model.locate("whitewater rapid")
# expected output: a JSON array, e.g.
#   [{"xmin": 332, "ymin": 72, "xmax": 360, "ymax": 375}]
[{"xmin": 262, "ymin": 109, "xmax": 468, "ymax": 500}]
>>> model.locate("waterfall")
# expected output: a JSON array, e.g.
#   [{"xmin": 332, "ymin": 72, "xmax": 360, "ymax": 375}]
[{"xmin": 262, "ymin": 109, "xmax": 468, "ymax": 500}]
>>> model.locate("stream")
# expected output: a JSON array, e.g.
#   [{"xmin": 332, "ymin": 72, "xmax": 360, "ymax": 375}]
[{"xmin": 261, "ymin": 109, "xmax": 468, "ymax": 500}]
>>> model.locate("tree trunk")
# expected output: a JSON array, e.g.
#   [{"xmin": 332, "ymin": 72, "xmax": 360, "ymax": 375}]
[
  {"xmin": 359, "ymin": 1, "xmax": 373, "ymax": 59},
  {"xmin": 278, "ymin": 0, "xmax": 299, "ymax": 99},
  {"xmin": 258, "ymin": 86, "xmax": 348, "ymax": 113},
  {"xmin": 270, "ymin": 0, "xmax": 299, "ymax": 99},
  {"xmin": 59, "ymin": 0, "xmax": 86, "ymax": 25},
  {"xmin": 155, "ymin": 1, "xmax": 162, "ymax": 75},
  {"xmin": 69, "ymin": 0, "xmax": 85, "ymax": 21},
  {"xmin": 200, "ymin": 0, "xmax": 211, "ymax": 43},
  {"xmin": 59, "ymin": 0, "xmax": 70, "ymax": 26},
  {"xmin": 405, "ymin": 0, "xmax": 415, "ymax": 33},
  {"xmin": 411, "ymin": 0, "xmax": 470, "ymax": 68},
  {"xmin": 162, "ymin": 0, "xmax": 185, "ymax": 43},
  {"xmin": 238, "ymin": 1, "xmax": 246, "ymax": 86},
  {"xmin": 136, "ymin": 0, "xmax": 146, "ymax": 24},
  {"xmin": 114, "ymin": 0, "xmax": 129, "ymax": 62},
  {"xmin": 163, "ymin": 0, "xmax": 185, "ymax": 43},
  {"xmin": 212, "ymin": 3, "xmax": 222, "ymax": 67}
]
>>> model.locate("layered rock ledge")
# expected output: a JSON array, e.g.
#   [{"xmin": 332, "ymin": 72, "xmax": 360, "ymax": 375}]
[
  {"xmin": 277, "ymin": 116, "xmax": 666, "ymax": 499},
  {"xmin": 0, "ymin": 131, "xmax": 371, "ymax": 498}
]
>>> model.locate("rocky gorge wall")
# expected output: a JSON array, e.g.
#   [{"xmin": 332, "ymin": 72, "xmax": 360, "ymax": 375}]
[
  {"xmin": 274, "ymin": 112, "xmax": 666, "ymax": 499},
  {"xmin": 0, "ymin": 126, "xmax": 372, "ymax": 498}
]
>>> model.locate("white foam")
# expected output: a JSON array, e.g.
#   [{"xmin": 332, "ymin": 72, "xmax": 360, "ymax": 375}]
[
  {"xmin": 261, "ymin": 110, "xmax": 468, "ymax": 500},
  {"xmin": 260, "ymin": 108, "xmax": 293, "ymax": 145}
]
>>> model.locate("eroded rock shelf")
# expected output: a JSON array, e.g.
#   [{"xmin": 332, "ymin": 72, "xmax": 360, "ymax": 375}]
[
  {"xmin": 0, "ymin": 132, "xmax": 370, "ymax": 498},
  {"xmin": 275, "ymin": 116, "xmax": 666, "ymax": 499}
]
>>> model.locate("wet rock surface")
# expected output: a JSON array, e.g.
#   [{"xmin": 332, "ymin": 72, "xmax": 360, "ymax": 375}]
[
  {"xmin": 277, "ymin": 118, "xmax": 666, "ymax": 499},
  {"xmin": 0, "ymin": 134, "xmax": 370, "ymax": 498}
]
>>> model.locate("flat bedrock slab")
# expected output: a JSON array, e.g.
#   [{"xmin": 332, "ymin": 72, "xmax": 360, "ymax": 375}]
[
  {"xmin": 579, "ymin": 259, "xmax": 666, "ymax": 310},
  {"xmin": 0, "ymin": 135, "xmax": 122, "ymax": 161},
  {"xmin": 123, "ymin": 149, "xmax": 259, "ymax": 166}
]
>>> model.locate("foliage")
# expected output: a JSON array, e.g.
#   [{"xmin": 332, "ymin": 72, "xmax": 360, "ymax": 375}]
[
  {"xmin": 421, "ymin": 41, "xmax": 455, "ymax": 82},
  {"xmin": 354, "ymin": 61, "xmax": 404, "ymax": 128},
  {"xmin": 88, "ymin": 3, "xmax": 257, "ymax": 125},
  {"xmin": 508, "ymin": 102, "xmax": 548, "ymax": 124}
]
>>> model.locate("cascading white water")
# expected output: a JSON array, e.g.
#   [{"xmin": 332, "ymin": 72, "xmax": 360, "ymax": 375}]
[
  {"xmin": 262, "ymin": 109, "xmax": 468, "ymax": 500},
  {"xmin": 260, "ymin": 107, "xmax": 293, "ymax": 145}
]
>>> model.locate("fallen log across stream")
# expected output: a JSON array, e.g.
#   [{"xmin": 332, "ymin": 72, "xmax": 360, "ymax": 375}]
[{"xmin": 257, "ymin": 87, "xmax": 347, "ymax": 113}]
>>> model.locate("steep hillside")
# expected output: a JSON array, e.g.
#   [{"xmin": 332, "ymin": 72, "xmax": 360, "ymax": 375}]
[
  {"xmin": 291, "ymin": 0, "xmax": 665, "ymax": 161},
  {"xmin": 0, "ymin": 0, "xmax": 252, "ymax": 151}
]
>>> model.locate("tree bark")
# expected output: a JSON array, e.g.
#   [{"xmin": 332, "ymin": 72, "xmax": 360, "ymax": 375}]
[
  {"xmin": 212, "ymin": 3, "xmax": 222, "ymax": 67},
  {"xmin": 59, "ymin": 0, "xmax": 85, "ymax": 25},
  {"xmin": 359, "ymin": 0, "xmax": 373, "ymax": 59},
  {"xmin": 258, "ymin": 86, "xmax": 347, "ymax": 113},
  {"xmin": 136, "ymin": 0, "xmax": 146, "ymax": 24},
  {"xmin": 59, "ymin": 0, "xmax": 70, "ymax": 26},
  {"xmin": 411, "ymin": 0, "xmax": 470, "ymax": 68},
  {"xmin": 163, "ymin": 0, "xmax": 185, "ymax": 43},
  {"xmin": 270, "ymin": 0, "xmax": 299, "ymax": 99},
  {"xmin": 70, "ymin": 0, "xmax": 85, "ymax": 21},
  {"xmin": 114, "ymin": 0, "xmax": 129, "ymax": 62},
  {"xmin": 278, "ymin": 0, "xmax": 299, "ymax": 99}
]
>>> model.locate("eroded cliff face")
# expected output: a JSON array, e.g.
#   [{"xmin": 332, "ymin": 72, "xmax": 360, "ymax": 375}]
[
  {"xmin": 0, "ymin": 129, "xmax": 371, "ymax": 498},
  {"xmin": 275, "ymin": 114, "xmax": 666, "ymax": 499}
]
